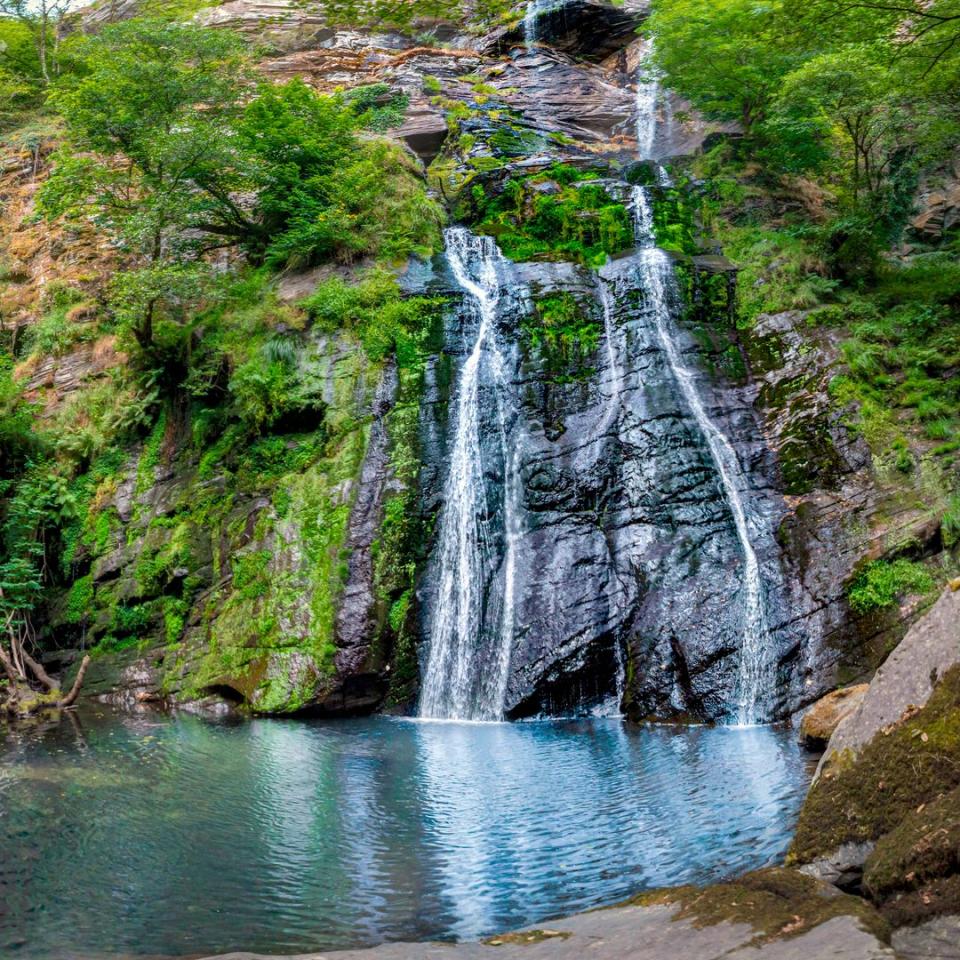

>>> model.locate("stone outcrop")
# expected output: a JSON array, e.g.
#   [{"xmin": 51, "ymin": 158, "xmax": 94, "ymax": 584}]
[
  {"xmin": 56, "ymin": 327, "xmax": 407, "ymax": 716},
  {"xmin": 799, "ymin": 684, "xmax": 870, "ymax": 751},
  {"xmin": 892, "ymin": 916, "xmax": 960, "ymax": 960},
  {"xmin": 789, "ymin": 586, "xmax": 960, "ymax": 930},
  {"xmin": 484, "ymin": 0, "xmax": 649, "ymax": 62},
  {"xmin": 909, "ymin": 151, "xmax": 960, "ymax": 241},
  {"xmin": 746, "ymin": 309, "xmax": 950, "ymax": 714},
  {"xmin": 816, "ymin": 583, "xmax": 960, "ymax": 777}
]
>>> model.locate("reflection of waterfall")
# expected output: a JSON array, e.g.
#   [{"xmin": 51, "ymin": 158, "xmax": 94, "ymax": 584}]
[
  {"xmin": 630, "ymin": 187, "xmax": 772, "ymax": 724},
  {"xmin": 419, "ymin": 228, "xmax": 521, "ymax": 721}
]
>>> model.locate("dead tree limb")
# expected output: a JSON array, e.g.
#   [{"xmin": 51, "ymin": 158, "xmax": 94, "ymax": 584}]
[
  {"xmin": 58, "ymin": 655, "xmax": 91, "ymax": 708},
  {"xmin": 0, "ymin": 644, "xmax": 19, "ymax": 685},
  {"xmin": 19, "ymin": 646, "xmax": 57, "ymax": 691}
]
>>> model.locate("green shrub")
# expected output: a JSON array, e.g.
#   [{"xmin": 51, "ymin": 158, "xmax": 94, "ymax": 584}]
[
  {"xmin": 523, "ymin": 293, "xmax": 600, "ymax": 382},
  {"xmin": 301, "ymin": 270, "xmax": 444, "ymax": 366},
  {"xmin": 848, "ymin": 559, "xmax": 936, "ymax": 614},
  {"xmin": 470, "ymin": 165, "xmax": 633, "ymax": 266}
]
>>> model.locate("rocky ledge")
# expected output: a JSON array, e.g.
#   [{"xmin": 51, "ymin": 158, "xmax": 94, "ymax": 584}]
[
  {"xmin": 201, "ymin": 870, "xmax": 900, "ymax": 959},
  {"xmin": 791, "ymin": 583, "xmax": 960, "ymax": 934}
]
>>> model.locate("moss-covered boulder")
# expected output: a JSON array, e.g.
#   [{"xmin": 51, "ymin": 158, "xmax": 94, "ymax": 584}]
[
  {"xmin": 789, "ymin": 587, "xmax": 960, "ymax": 929},
  {"xmin": 863, "ymin": 786, "xmax": 960, "ymax": 926}
]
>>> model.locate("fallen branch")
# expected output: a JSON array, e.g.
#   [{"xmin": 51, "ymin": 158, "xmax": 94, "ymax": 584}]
[
  {"xmin": 20, "ymin": 646, "xmax": 57, "ymax": 691},
  {"xmin": 0, "ymin": 644, "xmax": 19, "ymax": 685}
]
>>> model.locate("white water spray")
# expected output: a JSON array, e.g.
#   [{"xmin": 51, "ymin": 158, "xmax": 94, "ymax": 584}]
[{"xmin": 419, "ymin": 229, "xmax": 522, "ymax": 721}]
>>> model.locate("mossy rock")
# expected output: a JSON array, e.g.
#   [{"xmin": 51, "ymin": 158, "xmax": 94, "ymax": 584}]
[
  {"xmin": 790, "ymin": 665, "xmax": 960, "ymax": 864},
  {"xmin": 863, "ymin": 785, "xmax": 960, "ymax": 926},
  {"xmin": 630, "ymin": 867, "xmax": 888, "ymax": 946}
]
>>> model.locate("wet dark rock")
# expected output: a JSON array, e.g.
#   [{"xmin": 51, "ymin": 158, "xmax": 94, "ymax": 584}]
[
  {"xmin": 483, "ymin": 1, "xmax": 649, "ymax": 62},
  {"xmin": 334, "ymin": 360, "xmax": 400, "ymax": 677},
  {"xmin": 744, "ymin": 309, "xmax": 943, "ymax": 712},
  {"xmin": 417, "ymin": 246, "xmax": 796, "ymax": 722}
]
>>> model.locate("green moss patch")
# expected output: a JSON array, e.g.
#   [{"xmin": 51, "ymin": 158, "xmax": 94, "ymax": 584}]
[
  {"xmin": 848, "ymin": 559, "xmax": 937, "ymax": 614},
  {"xmin": 874, "ymin": 875, "xmax": 960, "ymax": 929},
  {"xmin": 484, "ymin": 929, "xmax": 571, "ymax": 946},
  {"xmin": 790, "ymin": 665, "xmax": 960, "ymax": 863},
  {"xmin": 522, "ymin": 293, "xmax": 601, "ymax": 383},
  {"xmin": 630, "ymin": 867, "xmax": 887, "ymax": 945},
  {"xmin": 470, "ymin": 164, "xmax": 633, "ymax": 267}
]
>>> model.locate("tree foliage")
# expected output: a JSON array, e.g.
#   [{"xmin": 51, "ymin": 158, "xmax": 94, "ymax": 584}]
[{"xmin": 38, "ymin": 21, "xmax": 441, "ymax": 364}]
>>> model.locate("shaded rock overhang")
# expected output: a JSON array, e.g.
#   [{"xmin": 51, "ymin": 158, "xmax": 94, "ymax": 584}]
[{"xmin": 483, "ymin": 0, "xmax": 649, "ymax": 62}]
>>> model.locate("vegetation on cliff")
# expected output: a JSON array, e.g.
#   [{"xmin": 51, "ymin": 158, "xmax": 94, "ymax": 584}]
[
  {"xmin": 650, "ymin": 0, "xmax": 960, "ymax": 617},
  {"xmin": 0, "ymin": 8, "xmax": 447, "ymax": 711}
]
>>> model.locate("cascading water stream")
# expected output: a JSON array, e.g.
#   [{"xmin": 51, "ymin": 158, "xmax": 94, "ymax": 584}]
[
  {"xmin": 635, "ymin": 40, "xmax": 659, "ymax": 161},
  {"xmin": 597, "ymin": 280, "xmax": 624, "ymax": 436},
  {"xmin": 635, "ymin": 39, "xmax": 673, "ymax": 186},
  {"xmin": 631, "ymin": 186, "xmax": 771, "ymax": 724},
  {"xmin": 419, "ymin": 228, "xmax": 521, "ymax": 721},
  {"xmin": 523, "ymin": 0, "xmax": 567, "ymax": 47}
]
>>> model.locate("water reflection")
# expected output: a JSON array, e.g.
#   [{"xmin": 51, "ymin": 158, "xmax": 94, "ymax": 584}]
[{"xmin": 0, "ymin": 710, "xmax": 814, "ymax": 959}]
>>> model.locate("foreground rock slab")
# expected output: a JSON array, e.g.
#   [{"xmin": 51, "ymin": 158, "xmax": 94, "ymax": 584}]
[{"xmin": 203, "ymin": 902, "xmax": 892, "ymax": 960}]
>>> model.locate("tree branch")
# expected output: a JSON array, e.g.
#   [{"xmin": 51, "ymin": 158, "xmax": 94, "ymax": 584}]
[{"xmin": 58, "ymin": 655, "xmax": 91, "ymax": 708}]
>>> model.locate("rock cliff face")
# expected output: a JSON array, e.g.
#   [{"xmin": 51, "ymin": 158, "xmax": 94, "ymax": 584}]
[{"xmin": 11, "ymin": 0, "xmax": 950, "ymax": 719}]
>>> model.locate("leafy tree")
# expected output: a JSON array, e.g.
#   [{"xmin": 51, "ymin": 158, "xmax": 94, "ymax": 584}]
[
  {"xmin": 782, "ymin": 0, "xmax": 960, "ymax": 87},
  {"xmin": 38, "ymin": 20, "xmax": 249, "ymax": 355},
  {"xmin": 648, "ymin": 0, "xmax": 804, "ymax": 132},
  {"xmin": 0, "ymin": 0, "xmax": 78, "ymax": 85},
  {"xmin": 236, "ymin": 78, "xmax": 359, "ymax": 256},
  {"xmin": 771, "ymin": 47, "xmax": 923, "ymax": 201}
]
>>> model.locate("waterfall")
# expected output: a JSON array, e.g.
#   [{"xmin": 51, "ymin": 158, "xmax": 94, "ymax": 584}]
[
  {"xmin": 635, "ymin": 39, "xmax": 660, "ymax": 161},
  {"xmin": 419, "ymin": 228, "xmax": 521, "ymax": 721},
  {"xmin": 635, "ymin": 39, "xmax": 673, "ymax": 186},
  {"xmin": 630, "ymin": 188, "xmax": 771, "ymax": 724},
  {"xmin": 523, "ymin": 0, "xmax": 566, "ymax": 47}
]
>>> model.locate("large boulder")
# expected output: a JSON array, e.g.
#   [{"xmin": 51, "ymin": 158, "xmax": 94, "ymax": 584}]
[
  {"xmin": 816, "ymin": 583, "xmax": 960, "ymax": 778},
  {"xmin": 789, "ymin": 585, "xmax": 960, "ymax": 929},
  {"xmin": 799, "ymin": 684, "xmax": 870, "ymax": 751}
]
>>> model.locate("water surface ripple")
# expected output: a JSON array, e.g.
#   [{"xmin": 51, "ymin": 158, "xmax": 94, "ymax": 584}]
[{"xmin": 0, "ymin": 710, "xmax": 813, "ymax": 959}]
